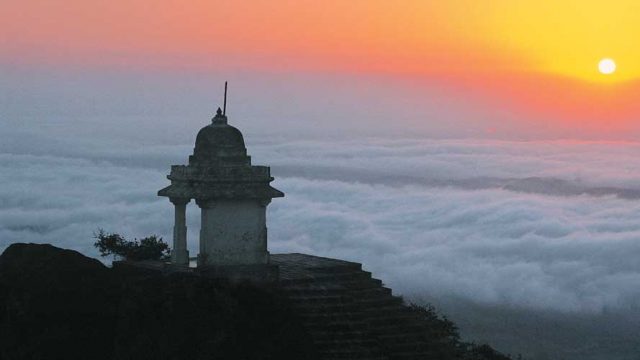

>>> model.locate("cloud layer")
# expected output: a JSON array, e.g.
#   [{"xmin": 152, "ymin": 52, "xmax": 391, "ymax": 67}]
[{"xmin": 2, "ymin": 124, "xmax": 640, "ymax": 315}]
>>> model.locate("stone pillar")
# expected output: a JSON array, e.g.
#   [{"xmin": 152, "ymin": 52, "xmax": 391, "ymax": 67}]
[
  {"xmin": 170, "ymin": 198, "xmax": 190, "ymax": 266},
  {"xmin": 196, "ymin": 199, "xmax": 213, "ymax": 267},
  {"xmin": 258, "ymin": 199, "xmax": 271, "ymax": 262}
]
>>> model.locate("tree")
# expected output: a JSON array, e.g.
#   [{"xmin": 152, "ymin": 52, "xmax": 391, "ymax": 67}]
[{"xmin": 93, "ymin": 229, "xmax": 170, "ymax": 261}]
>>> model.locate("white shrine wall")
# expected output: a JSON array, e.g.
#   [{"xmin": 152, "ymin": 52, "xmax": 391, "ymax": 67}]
[{"xmin": 197, "ymin": 199, "xmax": 269, "ymax": 266}]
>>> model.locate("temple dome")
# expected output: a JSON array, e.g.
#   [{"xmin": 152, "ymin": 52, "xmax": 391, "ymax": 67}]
[{"xmin": 189, "ymin": 108, "xmax": 250, "ymax": 166}]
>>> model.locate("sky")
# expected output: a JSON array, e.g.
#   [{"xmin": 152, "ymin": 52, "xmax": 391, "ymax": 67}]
[
  {"xmin": 3, "ymin": 1, "xmax": 640, "ymax": 359},
  {"xmin": 4, "ymin": 0, "xmax": 640, "ymax": 138}
]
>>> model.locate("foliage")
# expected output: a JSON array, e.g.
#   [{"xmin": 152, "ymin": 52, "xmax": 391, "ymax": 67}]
[
  {"xmin": 93, "ymin": 229, "xmax": 170, "ymax": 261},
  {"xmin": 409, "ymin": 303, "xmax": 513, "ymax": 360},
  {"xmin": 465, "ymin": 344, "xmax": 514, "ymax": 360},
  {"xmin": 409, "ymin": 303, "xmax": 461, "ymax": 342}
]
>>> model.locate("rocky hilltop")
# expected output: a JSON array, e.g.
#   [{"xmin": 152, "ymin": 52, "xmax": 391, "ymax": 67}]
[{"xmin": 0, "ymin": 243, "xmax": 510, "ymax": 360}]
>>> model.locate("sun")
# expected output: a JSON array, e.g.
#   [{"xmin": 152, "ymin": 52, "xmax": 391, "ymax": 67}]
[{"xmin": 598, "ymin": 58, "xmax": 616, "ymax": 75}]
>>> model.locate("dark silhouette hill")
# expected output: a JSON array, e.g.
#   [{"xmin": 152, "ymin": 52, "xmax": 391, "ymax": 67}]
[
  {"xmin": 0, "ymin": 243, "xmax": 511, "ymax": 360},
  {"xmin": 0, "ymin": 243, "xmax": 316, "ymax": 360}
]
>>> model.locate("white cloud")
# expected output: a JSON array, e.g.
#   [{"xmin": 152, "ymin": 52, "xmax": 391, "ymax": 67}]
[
  {"xmin": 1, "ymin": 129, "xmax": 640, "ymax": 314},
  {"xmin": 268, "ymin": 177, "xmax": 640, "ymax": 313},
  {"xmin": 0, "ymin": 154, "xmax": 173, "ymax": 255}
]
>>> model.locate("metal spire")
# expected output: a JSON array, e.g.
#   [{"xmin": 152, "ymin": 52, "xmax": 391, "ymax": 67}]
[{"xmin": 223, "ymin": 81, "xmax": 228, "ymax": 116}]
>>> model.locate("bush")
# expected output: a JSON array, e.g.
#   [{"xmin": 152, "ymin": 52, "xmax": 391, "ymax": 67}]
[
  {"xmin": 93, "ymin": 229, "xmax": 170, "ymax": 261},
  {"xmin": 408, "ymin": 303, "xmax": 512, "ymax": 360}
]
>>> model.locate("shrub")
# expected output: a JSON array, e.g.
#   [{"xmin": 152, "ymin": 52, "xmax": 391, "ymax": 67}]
[{"xmin": 93, "ymin": 229, "xmax": 170, "ymax": 261}]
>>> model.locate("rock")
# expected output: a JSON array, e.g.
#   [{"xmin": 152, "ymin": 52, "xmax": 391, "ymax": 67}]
[
  {"xmin": 0, "ymin": 243, "xmax": 316, "ymax": 360},
  {"xmin": 0, "ymin": 243, "xmax": 117, "ymax": 360}
]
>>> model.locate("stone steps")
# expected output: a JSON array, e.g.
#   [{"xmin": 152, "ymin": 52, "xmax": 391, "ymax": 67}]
[
  {"xmin": 274, "ymin": 253, "xmax": 443, "ymax": 360},
  {"xmin": 287, "ymin": 294, "xmax": 351, "ymax": 304},
  {"xmin": 291, "ymin": 302, "xmax": 361, "ymax": 314},
  {"xmin": 357, "ymin": 295, "xmax": 404, "ymax": 307},
  {"xmin": 391, "ymin": 352, "xmax": 439, "ymax": 360},
  {"xmin": 369, "ymin": 322, "xmax": 428, "ymax": 334},
  {"xmin": 349, "ymin": 286, "xmax": 393, "ymax": 297},
  {"xmin": 281, "ymin": 275, "xmax": 381, "ymax": 288},
  {"xmin": 282, "ymin": 285, "xmax": 392, "ymax": 296},
  {"xmin": 318, "ymin": 349, "xmax": 386, "ymax": 360}
]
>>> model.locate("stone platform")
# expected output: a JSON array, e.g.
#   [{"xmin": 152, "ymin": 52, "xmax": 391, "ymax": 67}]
[{"xmin": 117, "ymin": 253, "xmax": 448, "ymax": 360}]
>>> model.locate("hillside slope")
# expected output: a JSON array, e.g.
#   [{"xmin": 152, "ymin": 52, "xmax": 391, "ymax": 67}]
[{"xmin": 0, "ymin": 243, "xmax": 510, "ymax": 360}]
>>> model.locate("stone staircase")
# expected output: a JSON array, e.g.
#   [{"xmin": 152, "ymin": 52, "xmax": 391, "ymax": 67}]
[{"xmin": 271, "ymin": 253, "xmax": 441, "ymax": 360}]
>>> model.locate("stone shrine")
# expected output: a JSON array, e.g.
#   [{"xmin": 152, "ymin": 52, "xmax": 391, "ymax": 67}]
[
  {"xmin": 158, "ymin": 95, "xmax": 283, "ymax": 267},
  {"xmin": 142, "ymin": 90, "xmax": 501, "ymax": 360}
]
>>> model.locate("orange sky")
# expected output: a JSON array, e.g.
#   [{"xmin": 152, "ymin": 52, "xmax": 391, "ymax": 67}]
[{"xmin": 3, "ymin": 1, "xmax": 640, "ymax": 129}]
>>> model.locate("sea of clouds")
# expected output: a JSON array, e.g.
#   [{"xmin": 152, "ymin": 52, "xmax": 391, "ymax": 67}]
[
  {"xmin": 3, "ymin": 69, "xmax": 639, "ymax": 358},
  {"xmin": 2, "ymin": 123, "xmax": 640, "ymax": 317}
]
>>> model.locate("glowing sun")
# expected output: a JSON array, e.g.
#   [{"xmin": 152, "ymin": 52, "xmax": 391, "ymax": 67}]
[{"xmin": 598, "ymin": 58, "xmax": 616, "ymax": 75}]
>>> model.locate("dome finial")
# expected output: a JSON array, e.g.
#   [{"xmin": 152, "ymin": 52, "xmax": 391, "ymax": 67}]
[{"xmin": 212, "ymin": 107, "xmax": 227, "ymax": 124}]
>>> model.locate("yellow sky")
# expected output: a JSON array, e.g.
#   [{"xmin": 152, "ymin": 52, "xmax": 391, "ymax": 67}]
[{"xmin": 477, "ymin": 1, "xmax": 640, "ymax": 82}]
